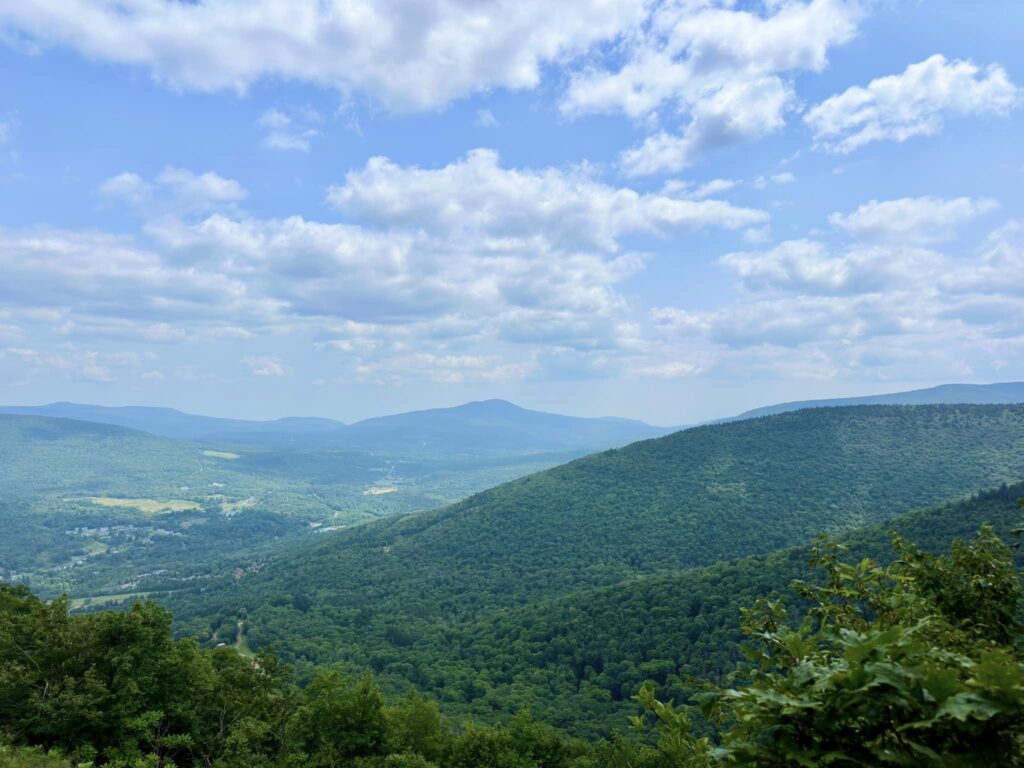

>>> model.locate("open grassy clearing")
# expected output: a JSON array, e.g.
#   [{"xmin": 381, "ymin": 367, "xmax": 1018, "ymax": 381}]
[
  {"xmin": 201, "ymin": 450, "xmax": 241, "ymax": 459},
  {"xmin": 221, "ymin": 496, "xmax": 257, "ymax": 513},
  {"xmin": 88, "ymin": 497, "xmax": 201, "ymax": 514},
  {"xmin": 69, "ymin": 591, "xmax": 153, "ymax": 608},
  {"xmin": 363, "ymin": 487, "xmax": 398, "ymax": 495}
]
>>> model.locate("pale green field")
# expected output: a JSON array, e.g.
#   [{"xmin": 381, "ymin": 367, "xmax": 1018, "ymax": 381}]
[
  {"xmin": 89, "ymin": 497, "xmax": 201, "ymax": 514},
  {"xmin": 201, "ymin": 450, "xmax": 241, "ymax": 459},
  {"xmin": 221, "ymin": 496, "xmax": 257, "ymax": 513},
  {"xmin": 69, "ymin": 591, "xmax": 153, "ymax": 608}
]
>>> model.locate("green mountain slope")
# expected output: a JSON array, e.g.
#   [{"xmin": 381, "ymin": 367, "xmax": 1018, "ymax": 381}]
[
  {"xmin": 437, "ymin": 482, "xmax": 1024, "ymax": 735},
  {"xmin": 172, "ymin": 405, "xmax": 1024, "ymax": 701}
]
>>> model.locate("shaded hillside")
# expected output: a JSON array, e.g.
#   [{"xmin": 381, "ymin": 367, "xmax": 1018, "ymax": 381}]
[
  {"xmin": 173, "ymin": 404, "xmax": 1024, "ymax": 683},
  {"xmin": 732, "ymin": 381, "xmax": 1024, "ymax": 420}
]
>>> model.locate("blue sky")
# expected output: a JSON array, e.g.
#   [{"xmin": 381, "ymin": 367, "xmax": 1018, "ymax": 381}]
[{"xmin": 0, "ymin": 0, "xmax": 1022, "ymax": 424}]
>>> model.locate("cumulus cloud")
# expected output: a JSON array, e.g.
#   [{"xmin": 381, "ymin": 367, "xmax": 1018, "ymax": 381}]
[
  {"xmin": 352, "ymin": 352, "xmax": 535, "ymax": 386},
  {"xmin": 752, "ymin": 171, "xmax": 796, "ymax": 189},
  {"xmin": 4, "ymin": 152, "xmax": 769, "ymax": 387},
  {"xmin": 99, "ymin": 166, "xmax": 247, "ymax": 213},
  {"xmin": 720, "ymin": 239, "xmax": 943, "ymax": 295},
  {"xmin": 0, "ymin": 228, "xmax": 266, "ymax": 330},
  {"xmin": 829, "ymin": 196, "xmax": 998, "ymax": 244},
  {"xmin": 646, "ymin": 198, "xmax": 1024, "ymax": 383},
  {"xmin": 619, "ymin": 76, "xmax": 795, "ymax": 175},
  {"xmin": 327, "ymin": 149, "xmax": 767, "ymax": 251},
  {"xmin": 475, "ymin": 109, "xmax": 499, "ymax": 127},
  {"xmin": 0, "ymin": 346, "xmax": 127, "ymax": 383},
  {"xmin": 257, "ymin": 108, "xmax": 319, "ymax": 152},
  {"xmin": 563, "ymin": 0, "xmax": 863, "ymax": 174},
  {"xmin": 242, "ymin": 356, "xmax": 287, "ymax": 376},
  {"xmin": 806, "ymin": 54, "xmax": 1020, "ymax": 153},
  {"xmin": 0, "ymin": 0, "xmax": 648, "ymax": 111},
  {"xmin": 942, "ymin": 220, "xmax": 1024, "ymax": 299}
]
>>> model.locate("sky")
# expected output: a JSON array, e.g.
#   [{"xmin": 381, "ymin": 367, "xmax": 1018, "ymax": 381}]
[{"xmin": 0, "ymin": 0, "xmax": 1022, "ymax": 425}]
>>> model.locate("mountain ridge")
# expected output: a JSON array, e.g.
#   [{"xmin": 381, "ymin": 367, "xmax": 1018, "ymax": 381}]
[
  {"xmin": 0, "ymin": 398, "xmax": 672, "ymax": 453},
  {"xmin": 727, "ymin": 381, "xmax": 1024, "ymax": 421}
]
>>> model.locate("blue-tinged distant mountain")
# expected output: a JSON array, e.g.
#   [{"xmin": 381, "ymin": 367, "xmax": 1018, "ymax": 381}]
[
  {"xmin": 0, "ymin": 399, "xmax": 673, "ymax": 454},
  {"xmin": 729, "ymin": 382, "xmax": 1024, "ymax": 421},
  {"xmin": 337, "ymin": 399, "xmax": 673, "ymax": 453},
  {"xmin": 0, "ymin": 402, "xmax": 345, "ymax": 443}
]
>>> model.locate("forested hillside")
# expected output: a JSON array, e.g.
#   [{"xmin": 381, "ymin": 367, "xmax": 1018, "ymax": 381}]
[{"xmin": 170, "ymin": 405, "xmax": 1024, "ymax": 731}]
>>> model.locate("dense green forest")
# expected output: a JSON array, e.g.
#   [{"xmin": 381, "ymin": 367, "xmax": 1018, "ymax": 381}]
[
  {"xmin": 172, "ymin": 482, "xmax": 1024, "ymax": 737},
  {"xmin": 168, "ymin": 406, "xmax": 1024, "ymax": 682},
  {"xmin": 4, "ymin": 508, "xmax": 1023, "ymax": 766}
]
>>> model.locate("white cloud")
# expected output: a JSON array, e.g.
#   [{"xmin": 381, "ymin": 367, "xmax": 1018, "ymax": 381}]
[
  {"xmin": 942, "ymin": 220, "xmax": 1024, "ymax": 298},
  {"xmin": 752, "ymin": 171, "xmax": 797, "ymax": 189},
  {"xmin": 97, "ymin": 172, "xmax": 150, "ymax": 205},
  {"xmin": 806, "ymin": 54, "xmax": 1020, "ymax": 153},
  {"xmin": 155, "ymin": 166, "xmax": 247, "ymax": 202},
  {"xmin": 80, "ymin": 351, "xmax": 113, "ymax": 382},
  {"xmin": 720, "ymin": 239, "xmax": 943, "ymax": 295},
  {"xmin": 242, "ymin": 356, "xmax": 287, "ymax": 376},
  {"xmin": 644, "ymin": 206, "xmax": 1024, "ymax": 383},
  {"xmin": 475, "ymin": 109, "xmax": 499, "ymax": 127},
  {"xmin": 0, "ymin": 0, "xmax": 648, "ymax": 111},
  {"xmin": 563, "ymin": 0, "xmax": 863, "ymax": 174},
  {"xmin": 3, "ymin": 150, "xmax": 771, "ymax": 387},
  {"xmin": 99, "ymin": 166, "xmax": 247, "ymax": 212},
  {"xmin": 327, "ymin": 149, "xmax": 767, "ymax": 251},
  {"xmin": 829, "ymin": 196, "xmax": 998, "ymax": 244},
  {"xmin": 636, "ymin": 360, "xmax": 702, "ymax": 379},
  {"xmin": 258, "ymin": 108, "xmax": 319, "ymax": 152},
  {"xmin": 622, "ymin": 75, "xmax": 795, "ymax": 175},
  {"xmin": 0, "ymin": 228, "xmax": 264, "ymax": 329},
  {"xmin": 352, "ymin": 352, "xmax": 535, "ymax": 385},
  {"xmin": 0, "ymin": 346, "xmax": 126, "ymax": 383}
]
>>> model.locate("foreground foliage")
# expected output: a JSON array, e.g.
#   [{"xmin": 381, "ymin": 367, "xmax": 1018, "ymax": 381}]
[{"xmin": 634, "ymin": 521, "xmax": 1024, "ymax": 766}]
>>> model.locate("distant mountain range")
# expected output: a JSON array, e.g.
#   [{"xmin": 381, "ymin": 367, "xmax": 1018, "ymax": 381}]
[
  {"xmin": 728, "ymin": 381, "xmax": 1024, "ymax": 420},
  {"xmin": 0, "ymin": 399, "xmax": 673, "ymax": 454},
  {"xmin": 4, "ymin": 382, "xmax": 1024, "ymax": 454}
]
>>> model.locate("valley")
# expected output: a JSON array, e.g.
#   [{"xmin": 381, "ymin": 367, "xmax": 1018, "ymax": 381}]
[{"xmin": 0, "ymin": 401, "xmax": 668, "ymax": 599}]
